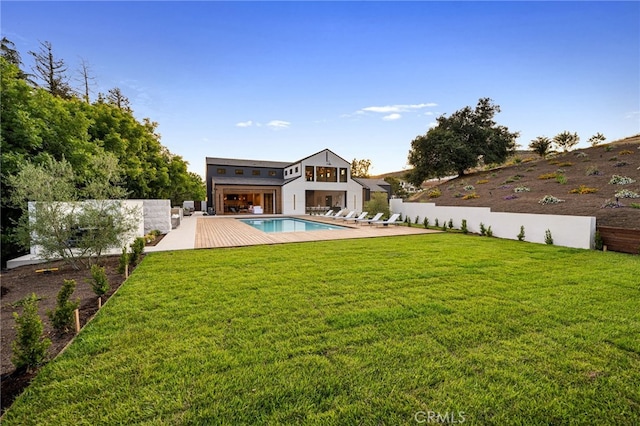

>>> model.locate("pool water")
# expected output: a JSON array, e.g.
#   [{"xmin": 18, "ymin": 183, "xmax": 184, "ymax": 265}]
[{"xmin": 239, "ymin": 218, "xmax": 349, "ymax": 233}]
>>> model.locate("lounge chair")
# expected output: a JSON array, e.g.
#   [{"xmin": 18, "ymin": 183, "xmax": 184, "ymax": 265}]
[
  {"xmin": 322, "ymin": 210, "xmax": 336, "ymax": 217},
  {"xmin": 331, "ymin": 209, "xmax": 348, "ymax": 219},
  {"xmin": 334, "ymin": 211, "xmax": 356, "ymax": 221},
  {"xmin": 355, "ymin": 212, "xmax": 384, "ymax": 225},
  {"xmin": 372, "ymin": 213, "xmax": 402, "ymax": 227},
  {"xmin": 343, "ymin": 212, "xmax": 368, "ymax": 223}
]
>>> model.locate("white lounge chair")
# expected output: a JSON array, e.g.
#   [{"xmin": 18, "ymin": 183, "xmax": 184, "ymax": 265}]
[
  {"xmin": 373, "ymin": 213, "xmax": 402, "ymax": 227},
  {"xmin": 356, "ymin": 212, "xmax": 384, "ymax": 225},
  {"xmin": 343, "ymin": 212, "xmax": 368, "ymax": 223},
  {"xmin": 334, "ymin": 211, "xmax": 356, "ymax": 221},
  {"xmin": 331, "ymin": 209, "xmax": 348, "ymax": 219},
  {"xmin": 323, "ymin": 210, "xmax": 336, "ymax": 217}
]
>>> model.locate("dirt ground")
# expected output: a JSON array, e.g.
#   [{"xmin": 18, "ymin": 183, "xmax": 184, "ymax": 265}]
[{"xmin": 410, "ymin": 140, "xmax": 640, "ymax": 230}]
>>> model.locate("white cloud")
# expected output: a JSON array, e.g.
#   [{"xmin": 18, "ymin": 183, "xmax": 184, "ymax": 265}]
[
  {"xmin": 382, "ymin": 113, "xmax": 402, "ymax": 121},
  {"xmin": 362, "ymin": 103, "xmax": 437, "ymax": 114},
  {"xmin": 625, "ymin": 111, "xmax": 640, "ymax": 119},
  {"xmin": 236, "ymin": 120, "xmax": 253, "ymax": 128},
  {"xmin": 267, "ymin": 120, "xmax": 291, "ymax": 129},
  {"xmin": 428, "ymin": 122, "xmax": 438, "ymax": 128}
]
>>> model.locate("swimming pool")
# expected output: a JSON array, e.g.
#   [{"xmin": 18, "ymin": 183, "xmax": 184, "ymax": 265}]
[{"xmin": 239, "ymin": 218, "xmax": 349, "ymax": 233}]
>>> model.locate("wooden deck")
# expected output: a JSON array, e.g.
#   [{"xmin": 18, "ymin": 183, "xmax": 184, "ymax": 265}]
[{"xmin": 195, "ymin": 215, "xmax": 439, "ymax": 249}]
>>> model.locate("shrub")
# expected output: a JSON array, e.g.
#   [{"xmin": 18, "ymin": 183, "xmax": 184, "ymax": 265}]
[
  {"xmin": 608, "ymin": 156, "xmax": 618, "ymax": 162},
  {"xmin": 576, "ymin": 152, "xmax": 588, "ymax": 158},
  {"xmin": 89, "ymin": 264, "xmax": 110, "ymax": 298},
  {"xmin": 569, "ymin": 185, "xmax": 598, "ymax": 194},
  {"xmin": 129, "ymin": 237, "xmax": 145, "ymax": 266},
  {"xmin": 630, "ymin": 203, "xmax": 640, "ymax": 209},
  {"xmin": 504, "ymin": 194, "xmax": 518, "ymax": 200},
  {"xmin": 614, "ymin": 189, "xmax": 640, "ymax": 199},
  {"xmin": 538, "ymin": 173, "xmax": 558, "ymax": 180},
  {"xmin": 463, "ymin": 185, "xmax": 475, "ymax": 191},
  {"xmin": 514, "ymin": 186, "xmax": 530, "ymax": 193},
  {"xmin": 479, "ymin": 222, "xmax": 486, "ymax": 236},
  {"xmin": 476, "ymin": 179, "xmax": 489, "ymax": 184},
  {"xmin": 609, "ymin": 175, "xmax": 636, "ymax": 185},
  {"xmin": 441, "ymin": 223, "xmax": 447, "ymax": 232},
  {"xmin": 557, "ymin": 162, "xmax": 573, "ymax": 167},
  {"xmin": 448, "ymin": 219, "xmax": 454, "ymax": 229},
  {"xmin": 12, "ymin": 294, "xmax": 51, "ymax": 370},
  {"xmin": 486, "ymin": 226, "xmax": 493, "ymax": 237},
  {"xmin": 423, "ymin": 217, "xmax": 429, "ymax": 228},
  {"xmin": 118, "ymin": 246, "xmax": 129, "ymax": 275},
  {"xmin": 619, "ymin": 150, "xmax": 633, "ymax": 156},
  {"xmin": 613, "ymin": 161, "xmax": 628, "ymax": 168},
  {"xmin": 601, "ymin": 199, "xmax": 622, "ymax": 208},
  {"xmin": 428, "ymin": 188, "xmax": 442, "ymax": 198},
  {"xmin": 415, "ymin": 216, "xmax": 420, "ymax": 225},
  {"xmin": 594, "ymin": 231, "xmax": 604, "ymax": 250},
  {"xmin": 462, "ymin": 192, "xmax": 479, "ymax": 200},
  {"xmin": 453, "ymin": 192, "xmax": 463, "ymax": 198},
  {"xmin": 47, "ymin": 279, "xmax": 80, "ymax": 333},
  {"xmin": 586, "ymin": 166, "xmax": 600, "ymax": 176},
  {"xmin": 555, "ymin": 174, "xmax": 568, "ymax": 184},
  {"xmin": 364, "ymin": 192, "xmax": 391, "ymax": 219},
  {"xmin": 517, "ymin": 226, "xmax": 525, "ymax": 241},
  {"xmin": 545, "ymin": 229, "xmax": 554, "ymax": 245},
  {"xmin": 461, "ymin": 219, "xmax": 468, "ymax": 234},
  {"xmin": 539, "ymin": 195, "xmax": 564, "ymax": 205},
  {"xmin": 406, "ymin": 216, "xmax": 411, "ymax": 227},
  {"xmin": 434, "ymin": 218, "xmax": 439, "ymax": 227},
  {"xmin": 604, "ymin": 145, "xmax": 613, "ymax": 152}
]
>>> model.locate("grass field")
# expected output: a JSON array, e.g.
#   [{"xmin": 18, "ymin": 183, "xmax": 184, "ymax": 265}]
[{"xmin": 4, "ymin": 234, "xmax": 639, "ymax": 424}]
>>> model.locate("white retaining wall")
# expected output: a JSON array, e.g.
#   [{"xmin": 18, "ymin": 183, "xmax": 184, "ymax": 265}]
[
  {"xmin": 141, "ymin": 199, "xmax": 172, "ymax": 234},
  {"xmin": 390, "ymin": 199, "xmax": 596, "ymax": 249}
]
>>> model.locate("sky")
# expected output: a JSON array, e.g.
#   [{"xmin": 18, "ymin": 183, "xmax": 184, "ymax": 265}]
[{"xmin": 2, "ymin": 1, "xmax": 639, "ymax": 177}]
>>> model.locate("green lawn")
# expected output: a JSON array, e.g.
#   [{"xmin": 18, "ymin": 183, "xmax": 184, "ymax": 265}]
[{"xmin": 4, "ymin": 234, "xmax": 639, "ymax": 425}]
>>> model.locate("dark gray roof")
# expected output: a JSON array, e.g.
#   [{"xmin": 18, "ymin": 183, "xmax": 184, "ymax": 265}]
[
  {"xmin": 353, "ymin": 178, "xmax": 390, "ymax": 192},
  {"xmin": 206, "ymin": 157, "xmax": 291, "ymax": 168},
  {"xmin": 211, "ymin": 176, "xmax": 285, "ymax": 186}
]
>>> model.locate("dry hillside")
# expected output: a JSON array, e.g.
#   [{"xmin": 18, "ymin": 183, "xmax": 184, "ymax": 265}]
[{"xmin": 407, "ymin": 138, "xmax": 640, "ymax": 230}]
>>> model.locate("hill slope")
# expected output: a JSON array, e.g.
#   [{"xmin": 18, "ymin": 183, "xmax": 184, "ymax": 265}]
[{"xmin": 408, "ymin": 140, "xmax": 640, "ymax": 230}]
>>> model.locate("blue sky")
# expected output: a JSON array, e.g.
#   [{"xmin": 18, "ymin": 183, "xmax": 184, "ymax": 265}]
[{"xmin": 2, "ymin": 1, "xmax": 639, "ymax": 177}]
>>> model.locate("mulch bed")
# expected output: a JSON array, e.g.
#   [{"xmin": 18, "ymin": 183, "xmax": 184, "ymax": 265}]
[{"xmin": 0, "ymin": 255, "xmax": 138, "ymax": 414}]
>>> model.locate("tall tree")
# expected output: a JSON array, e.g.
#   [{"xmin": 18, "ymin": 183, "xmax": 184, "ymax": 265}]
[
  {"xmin": 588, "ymin": 132, "xmax": 606, "ymax": 147},
  {"xmin": 28, "ymin": 41, "xmax": 74, "ymax": 98},
  {"xmin": 351, "ymin": 158, "xmax": 372, "ymax": 178},
  {"xmin": 1, "ymin": 37, "xmax": 34, "ymax": 84},
  {"xmin": 106, "ymin": 87, "xmax": 131, "ymax": 112},
  {"xmin": 75, "ymin": 57, "xmax": 97, "ymax": 103},
  {"xmin": 529, "ymin": 136, "xmax": 553, "ymax": 158},
  {"xmin": 553, "ymin": 131, "xmax": 580, "ymax": 152},
  {"xmin": 407, "ymin": 98, "xmax": 519, "ymax": 185}
]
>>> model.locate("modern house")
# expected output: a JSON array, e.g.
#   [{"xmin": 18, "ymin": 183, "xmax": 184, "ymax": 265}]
[{"xmin": 206, "ymin": 149, "xmax": 364, "ymax": 215}]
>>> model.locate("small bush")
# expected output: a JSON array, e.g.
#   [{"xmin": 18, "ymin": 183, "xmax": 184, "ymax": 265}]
[
  {"xmin": 441, "ymin": 223, "xmax": 447, "ymax": 232},
  {"xmin": 486, "ymin": 226, "xmax": 493, "ymax": 237},
  {"xmin": 448, "ymin": 219, "xmax": 453, "ymax": 229},
  {"xmin": 613, "ymin": 161, "xmax": 628, "ymax": 168},
  {"xmin": 461, "ymin": 219, "xmax": 468, "ymax": 234},
  {"xmin": 608, "ymin": 156, "xmax": 618, "ymax": 162},
  {"xmin": 614, "ymin": 189, "xmax": 640, "ymax": 199},
  {"xmin": 517, "ymin": 226, "xmax": 525, "ymax": 241},
  {"xmin": 129, "ymin": 237, "xmax": 145, "ymax": 266},
  {"xmin": 514, "ymin": 186, "xmax": 530, "ymax": 193},
  {"xmin": 576, "ymin": 152, "xmax": 588, "ymax": 158},
  {"xmin": 118, "ymin": 246, "xmax": 129, "ymax": 275},
  {"xmin": 594, "ymin": 231, "xmax": 603, "ymax": 250},
  {"xmin": 479, "ymin": 222, "xmax": 486, "ymax": 236},
  {"xmin": 428, "ymin": 188, "xmax": 442, "ymax": 198},
  {"xmin": 619, "ymin": 150, "xmax": 633, "ymax": 156},
  {"xmin": 89, "ymin": 264, "xmax": 110, "ymax": 298},
  {"xmin": 463, "ymin": 185, "xmax": 475, "ymax": 191},
  {"xmin": 12, "ymin": 294, "xmax": 51, "ymax": 370},
  {"xmin": 604, "ymin": 145, "xmax": 613, "ymax": 152},
  {"xmin": 539, "ymin": 195, "xmax": 564, "ymax": 205},
  {"xmin": 601, "ymin": 199, "xmax": 622, "ymax": 209},
  {"xmin": 423, "ymin": 217, "xmax": 429, "ymax": 228},
  {"xmin": 47, "ymin": 279, "xmax": 80, "ymax": 333},
  {"xmin": 434, "ymin": 218, "xmax": 439, "ymax": 227},
  {"xmin": 545, "ymin": 229, "xmax": 554, "ymax": 245},
  {"xmin": 415, "ymin": 216, "xmax": 420, "ymax": 225},
  {"xmin": 557, "ymin": 162, "xmax": 573, "ymax": 167},
  {"xmin": 476, "ymin": 179, "xmax": 489, "ymax": 184},
  {"xmin": 453, "ymin": 192, "xmax": 463, "ymax": 198},
  {"xmin": 630, "ymin": 203, "xmax": 640, "ymax": 209},
  {"xmin": 569, "ymin": 185, "xmax": 598, "ymax": 194},
  {"xmin": 504, "ymin": 194, "xmax": 518, "ymax": 200},
  {"xmin": 586, "ymin": 166, "xmax": 600, "ymax": 176},
  {"xmin": 462, "ymin": 192, "xmax": 479, "ymax": 200},
  {"xmin": 609, "ymin": 175, "xmax": 636, "ymax": 185},
  {"xmin": 555, "ymin": 174, "xmax": 568, "ymax": 184},
  {"xmin": 406, "ymin": 216, "xmax": 411, "ymax": 227},
  {"xmin": 538, "ymin": 173, "xmax": 558, "ymax": 180}
]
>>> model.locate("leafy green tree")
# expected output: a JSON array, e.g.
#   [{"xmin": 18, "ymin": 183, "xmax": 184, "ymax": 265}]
[
  {"xmin": 351, "ymin": 158, "xmax": 372, "ymax": 178},
  {"xmin": 363, "ymin": 192, "xmax": 390, "ymax": 219},
  {"xmin": 28, "ymin": 41, "xmax": 75, "ymax": 99},
  {"xmin": 106, "ymin": 87, "xmax": 131, "ymax": 112},
  {"xmin": 553, "ymin": 131, "xmax": 580, "ymax": 152},
  {"xmin": 588, "ymin": 132, "xmax": 606, "ymax": 147},
  {"xmin": 384, "ymin": 176, "xmax": 408, "ymax": 199},
  {"xmin": 407, "ymin": 98, "xmax": 519, "ymax": 185},
  {"xmin": 1, "ymin": 37, "xmax": 34, "ymax": 84},
  {"xmin": 12, "ymin": 294, "xmax": 51, "ymax": 370},
  {"xmin": 89, "ymin": 264, "xmax": 110, "ymax": 298},
  {"xmin": 529, "ymin": 136, "xmax": 553, "ymax": 158}
]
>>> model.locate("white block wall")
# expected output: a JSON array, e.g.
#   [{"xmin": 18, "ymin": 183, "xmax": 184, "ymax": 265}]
[
  {"xmin": 141, "ymin": 199, "xmax": 172, "ymax": 234},
  {"xmin": 391, "ymin": 199, "xmax": 596, "ymax": 249}
]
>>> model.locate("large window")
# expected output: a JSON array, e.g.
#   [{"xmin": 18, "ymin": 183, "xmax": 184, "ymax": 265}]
[
  {"xmin": 305, "ymin": 166, "xmax": 314, "ymax": 181},
  {"xmin": 340, "ymin": 168, "xmax": 347, "ymax": 182},
  {"xmin": 316, "ymin": 166, "xmax": 337, "ymax": 182}
]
